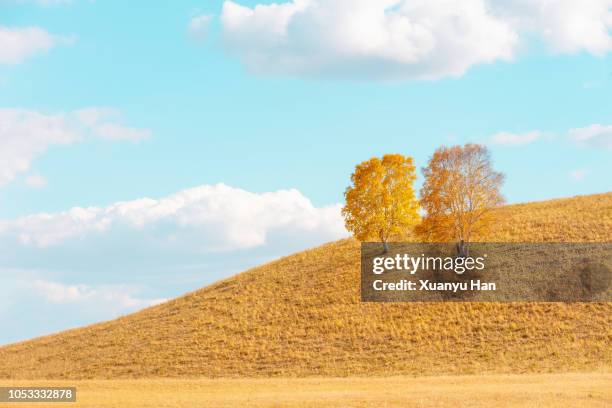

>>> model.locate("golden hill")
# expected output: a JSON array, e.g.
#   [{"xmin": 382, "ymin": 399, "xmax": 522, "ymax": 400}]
[{"xmin": 0, "ymin": 193, "xmax": 611, "ymax": 379}]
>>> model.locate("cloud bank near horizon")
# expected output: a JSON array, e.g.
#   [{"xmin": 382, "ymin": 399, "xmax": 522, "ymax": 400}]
[
  {"xmin": 0, "ymin": 183, "xmax": 347, "ymax": 344},
  {"xmin": 0, "ymin": 183, "xmax": 346, "ymax": 250}
]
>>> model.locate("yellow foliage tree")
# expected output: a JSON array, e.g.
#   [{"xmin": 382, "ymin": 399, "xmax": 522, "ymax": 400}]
[
  {"xmin": 417, "ymin": 144, "xmax": 504, "ymax": 254},
  {"xmin": 342, "ymin": 154, "xmax": 420, "ymax": 251}
]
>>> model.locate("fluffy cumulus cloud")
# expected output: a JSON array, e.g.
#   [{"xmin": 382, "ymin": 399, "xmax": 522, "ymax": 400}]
[
  {"xmin": 221, "ymin": 0, "xmax": 517, "ymax": 80},
  {"xmin": 0, "ymin": 109, "xmax": 78, "ymax": 186},
  {"xmin": 0, "ymin": 108, "xmax": 150, "ymax": 186},
  {"xmin": 568, "ymin": 124, "xmax": 612, "ymax": 149},
  {"xmin": 493, "ymin": 0, "xmax": 612, "ymax": 56},
  {"xmin": 219, "ymin": 0, "xmax": 612, "ymax": 80},
  {"xmin": 0, "ymin": 183, "xmax": 346, "ymax": 250},
  {"xmin": 0, "ymin": 26, "xmax": 58, "ymax": 64}
]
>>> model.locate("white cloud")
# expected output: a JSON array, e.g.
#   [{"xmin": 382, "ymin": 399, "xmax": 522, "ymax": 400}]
[
  {"xmin": 568, "ymin": 124, "xmax": 612, "ymax": 149},
  {"xmin": 219, "ymin": 0, "xmax": 612, "ymax": 80},
  {"xmin": 0, "ymin": 270, "xmax": 167, "ymax": 344},
  {"xmin": 221, "ymin": 0, "xmax": 518, "ymax": 80},
  {"xmin": 490, "ymin": 124, "xmax": 612, "ymax": 149},
  {"xmin": 0, "ymin": 26, "xmax": 57, "ymax": 64},
  {"xmin": 491, "ymin": 131, "xmax": 541, "ymax": 146},
  {"xmin": 0, "ymin": 109, "xmax": 79, "ymax": 186},
  {"xmin": 25, "ymin": 174, "xmax": 47, "ymax": 188},
  {"xmin": 188, "ymin": 14, "xmax": 212, "ymax": 42},
  {"xmin": 569, "ymin": 169, "xmax": 588, "ymax": 181},
  {"xmin": 0, "ymin": 108, "xmax": 151, "ymax": 186},
  {"xmin": 0, "ymin": 184, "xmax": 346, "ymax": 344},
  {"xmin": 33, "ymin": 280, "xmax": 166, "ymax": 309},
  {"xmin": 72, "ymin": 107, "xmax": 151, "ymax": 141},
  {"xmin": 492, "ymin": 0, "xmax": 612, "ymax": 56},
  {"xmin": 0, "ymin": 183, "xmax": 347, "ymax": 250}
]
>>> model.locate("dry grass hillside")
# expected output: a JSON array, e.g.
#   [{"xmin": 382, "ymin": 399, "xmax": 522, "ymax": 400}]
[
  {"xmin": 0, "ymin": 193, "xmax": 611, "ymax": 379},
  {"xmin": 490, "ymin": 192, "xmax": 612, "ymax": 242}
]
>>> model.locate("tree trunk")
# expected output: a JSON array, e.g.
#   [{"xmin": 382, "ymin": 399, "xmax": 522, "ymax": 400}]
[
  {"xmin": 383, "ymin": 241, "xmax": 389, "ymax": 253},
  {"xmin": 456, "ymin": 240, "xmax": 469, "ymax": 257}
]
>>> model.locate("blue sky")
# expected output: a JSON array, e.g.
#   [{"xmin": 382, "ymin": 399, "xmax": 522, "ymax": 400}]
[{"xmin": 0, "ymin": 0, "xmax": 611, "ymax": 344}]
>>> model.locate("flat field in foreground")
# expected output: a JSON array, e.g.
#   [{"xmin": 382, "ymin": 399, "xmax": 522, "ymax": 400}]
[{"xmin": 1, "ymin": 373, "xmax": 610, "ymax": 407}]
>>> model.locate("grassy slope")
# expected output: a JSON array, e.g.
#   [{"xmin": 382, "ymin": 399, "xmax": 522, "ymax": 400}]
[{"xmin": 0, "ymin": 193, "xmax": 611, "ymax": 379}]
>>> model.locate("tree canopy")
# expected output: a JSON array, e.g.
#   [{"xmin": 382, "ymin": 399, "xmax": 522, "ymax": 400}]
[
  {"xmin": 417, "ymin": 144, "xmax": 504, "ymax": 246},
  {"xmin": 342, "ymin": 154, "xmax": 420, "ymax": 249}
]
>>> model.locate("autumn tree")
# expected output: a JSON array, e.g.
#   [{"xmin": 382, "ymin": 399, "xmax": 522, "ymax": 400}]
[
  {"xmin": 342, "ymin": 154, "xmax": 420, "ymax": 251},
  {"xmin": 417, "ymin": 144, "xmax": 504, "ymax": 256}
]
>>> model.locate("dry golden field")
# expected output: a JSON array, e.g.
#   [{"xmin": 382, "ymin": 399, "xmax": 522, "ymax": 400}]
[
  {"xmin": 0, "ymin": 192, "xmax": 610, "ymax": 380},
  {"xmin": 1, "ymin": 373, "xmax": 610, "ymax": 407}
]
